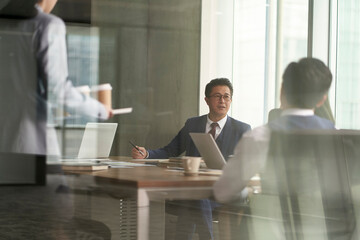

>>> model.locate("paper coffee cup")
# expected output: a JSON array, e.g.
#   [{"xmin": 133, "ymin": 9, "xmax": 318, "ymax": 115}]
[
  {"xmin": 182, "ymin": 156, "xmax": 201, "ymax": 176},
  {"xmin": 91, "ymin": 83, "xmax": 112, "ymax": 109}
]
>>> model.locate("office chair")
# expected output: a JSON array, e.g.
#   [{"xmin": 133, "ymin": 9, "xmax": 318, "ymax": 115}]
[{"xmin": 260, "ymin": 130, "xmax": 357, "ymax": 240}]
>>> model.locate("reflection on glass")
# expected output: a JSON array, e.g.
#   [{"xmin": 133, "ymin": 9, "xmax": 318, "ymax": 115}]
[{"xmin": 336, "ymin": 0, "xmax": 360, "ymax": 129}]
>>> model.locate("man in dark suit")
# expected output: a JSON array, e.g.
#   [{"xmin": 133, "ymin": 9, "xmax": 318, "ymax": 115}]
[
  {"xmin": 132, "ymin": 78, "xmax": 250, "ymax": 160},
  {"xmin": 132, "ymin": 78, "xmax": 251, "ymax": 240}
]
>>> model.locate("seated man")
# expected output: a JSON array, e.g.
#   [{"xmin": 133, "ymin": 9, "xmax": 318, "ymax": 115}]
[
  {"xmin": 132, "ymin": 78, "xmax": 250, "ymax": 160},
  {"xmin": 132, "ymin": 78, "xmax": 251, "ymax": 240},
  {"xmin": 214, "ymin": 57, "xmax": 335, "ymax": 203}
]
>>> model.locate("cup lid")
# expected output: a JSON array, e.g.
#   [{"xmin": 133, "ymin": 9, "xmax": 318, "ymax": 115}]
[{"xmin": 91, "ymin": 83, "xmax": 112, "ymax": 91}]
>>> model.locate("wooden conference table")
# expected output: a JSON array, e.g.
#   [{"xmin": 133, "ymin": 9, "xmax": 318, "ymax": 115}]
[{"xmin": 64, "ymin": 159, "xmax": 220, "ymax": 240}]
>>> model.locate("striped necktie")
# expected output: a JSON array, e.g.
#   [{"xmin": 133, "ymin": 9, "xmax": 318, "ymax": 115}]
[{"xmin": 209, "ymin": 122, "xmax": 219, "ymax": 139}]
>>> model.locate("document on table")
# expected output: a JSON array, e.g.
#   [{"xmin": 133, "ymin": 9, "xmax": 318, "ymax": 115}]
[
  {"xmin": 101, "ymin": 161, "xmax": 153, "ymax": 168},
  {"xmin": 112, "ymin": 107, "xmax": 133, "ymax": 115}
]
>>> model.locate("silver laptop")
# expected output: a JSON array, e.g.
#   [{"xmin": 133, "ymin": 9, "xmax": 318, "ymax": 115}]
[
  {"xmin": 189, "ymin": 132, "xmax": 226, "ymax": 170},
  {"xmin": 62, "ymin": 123, "xmax": 118, "ymax": 161}
]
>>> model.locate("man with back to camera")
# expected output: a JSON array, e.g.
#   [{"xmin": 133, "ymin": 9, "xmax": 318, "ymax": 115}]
[
  {"xmin": 214, "ymin": 57, "xmax": 335, "ymax": 203},
  {"xmin": 132, "ymin": 78, "xmax": 251, "ymax": 240},
  {"xmin": 0, "ymin": 0, "xmax": 113, "ymax": 156}
]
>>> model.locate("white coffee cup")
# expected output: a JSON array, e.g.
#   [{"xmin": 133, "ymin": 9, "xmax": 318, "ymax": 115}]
[
  {"xmin": 91, "ymin": 83, "xmax": 112, "ymax": 109},
  {"xmin": 182, "ymin": 156, "xmax": 202, "ymax": 176}
]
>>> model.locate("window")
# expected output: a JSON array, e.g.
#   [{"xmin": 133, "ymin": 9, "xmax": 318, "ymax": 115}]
[
  {"xmin": 201, "ymin": 0, "xmax": 309, "ymax": 127},
  {"xmin": 335, "ymin": 0, "xmax": 360, "ymax": 129}
]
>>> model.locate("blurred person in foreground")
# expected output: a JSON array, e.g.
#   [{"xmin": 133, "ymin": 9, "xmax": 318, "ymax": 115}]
[
  {"xmin": 0, "ymin": 0, "xmax": 112, "ymax": 156},
  {"xmin": 0, "ymin": 0, "xmax": 112, "ymax": 238},
  {"xmin": 132, "ymin": 78, "xmax": 251, "ymax": 240},
  {"xmin": 214, "ymin": 57, "xmax": 335, "ymax": 203}
]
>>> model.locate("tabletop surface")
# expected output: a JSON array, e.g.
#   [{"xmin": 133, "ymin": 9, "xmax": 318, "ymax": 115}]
[{"xmin": 65, "ymin": 164, "xmax": 220, "ymax": 188}]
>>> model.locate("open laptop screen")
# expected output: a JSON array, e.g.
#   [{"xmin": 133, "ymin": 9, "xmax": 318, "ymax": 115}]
[
  {"xmin": 189, "ymin": 132, "xmax": 226, "ymax": 170},
  {"xmin": 77, "ymin": 123, "xmax": 118, "ymax": 159}
]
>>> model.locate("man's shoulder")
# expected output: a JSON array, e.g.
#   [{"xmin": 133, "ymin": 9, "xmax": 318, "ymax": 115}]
[
  {"xmin": 182, "ymin": 115, "xmax": 207, "ymax": 129},
  {"xmin": 186, "ymin": 115, "xmax": 207, "ymax": 123},
  {"xmin": 312, "ymin": 115, "xmax": 336, "ymax": 128},
  {"xmin": 227, "ymin": 116, "xmax": 251, "ymax": 130},
  {"xmin": 269, "ymin": 114, "xmax": 335, "ymax": 130},
  {"xmin": 34, "ymin": 10, "xmax": 65, "ymax": 29},
  {"xmin": 184, "ymin": 115, "xmax": 251, "ymax": 130}
]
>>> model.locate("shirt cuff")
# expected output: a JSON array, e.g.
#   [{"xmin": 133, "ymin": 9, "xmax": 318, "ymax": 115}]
[{"xmin": 97, "ymin": 104, "xmax": 109, "ymax": 120}]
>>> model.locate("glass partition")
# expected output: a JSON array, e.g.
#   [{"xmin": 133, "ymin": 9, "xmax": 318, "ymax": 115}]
[
  {"xmin": 335, "ymin": 0, "xmax": 360, "ymax": 129},
  {"xmin": 2, "ymin": 0, "xmax": 360, "ymax": 239}
]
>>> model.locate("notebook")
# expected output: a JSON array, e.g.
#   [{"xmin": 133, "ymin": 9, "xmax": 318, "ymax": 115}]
[
  {"xmin": 189, "ymin": 132, "xmax": 226, "ymax": 170},
  {"xmin": 62, "ymin": 122, "xmax": 118, "ymax": 162}
]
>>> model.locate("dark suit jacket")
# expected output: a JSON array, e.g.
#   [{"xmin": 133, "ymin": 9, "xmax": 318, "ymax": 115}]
[{"xmin": 148, "ymin": 115, "xmax": 251, "ymax": 160}]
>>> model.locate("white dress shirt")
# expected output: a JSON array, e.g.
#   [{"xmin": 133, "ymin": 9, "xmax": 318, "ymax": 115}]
[{"xmin": 206, "ymin": 115, "xmax": 227, "ymax": 139}]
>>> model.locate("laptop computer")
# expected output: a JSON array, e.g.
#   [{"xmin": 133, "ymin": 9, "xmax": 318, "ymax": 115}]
[
  {"xmin": 189, "ymin": 132, "xmax": 226, "ymax": 170},
  {"xmin": 61, "ymin": 122, "xmax": 118, "ymax": 162}
]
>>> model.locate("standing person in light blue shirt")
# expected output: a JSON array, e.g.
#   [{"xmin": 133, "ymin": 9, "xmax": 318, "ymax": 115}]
[
  {"xmin": 0, "ymin": 0, "xmax": 113, "ymax": 156},
  {"xmin": 0, "ymin": 1, "xmax": 113, "ymax": 238}
]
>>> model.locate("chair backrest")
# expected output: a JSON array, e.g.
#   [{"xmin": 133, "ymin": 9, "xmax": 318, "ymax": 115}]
[
  {"xmin": 341, "ymin": 130, "xmax": 360, "ymax": 185},
  {"xmin": 261, "ymin": 130, "xmax": 358, "ymax": 240}
]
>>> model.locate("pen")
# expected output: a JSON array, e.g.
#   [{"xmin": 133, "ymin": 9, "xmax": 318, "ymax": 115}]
[{"xmin": 129, "ymin": 140, "xmax": 145, "ymax": 156}]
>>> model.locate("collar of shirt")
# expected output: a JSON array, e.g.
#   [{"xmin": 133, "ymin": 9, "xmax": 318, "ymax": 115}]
[
  {"xmin": 206, "ymin": 115, "xmax": 227, "ymax": 139},
  {"xmin": 281, "ymin": 108, "xmax": 315, "ymax": 117},
  {"xmin": 35, "ymin": 4, "xmax": 43, "ymax": 12}
]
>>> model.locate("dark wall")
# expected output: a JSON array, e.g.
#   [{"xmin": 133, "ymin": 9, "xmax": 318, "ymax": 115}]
[
  {"xmin": 91, "ymin": 0, "xmax": 201, "ymax": 156},
  {"xmin": 52, "ymin": 0, "xmax": 91, "ymax": 24}
]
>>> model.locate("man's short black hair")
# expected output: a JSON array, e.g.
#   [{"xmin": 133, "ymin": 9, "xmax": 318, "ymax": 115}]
[
  {"xmin": 205, "ymin": 78, "xmax": 233, "ymax": 97},
  {"xmin": 282, "ymin": 58, "xmax": 332, "ymax": 108}
]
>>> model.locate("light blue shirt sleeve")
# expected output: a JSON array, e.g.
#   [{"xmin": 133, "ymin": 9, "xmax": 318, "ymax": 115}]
[{"xmin": 37, "ymin": 13, "xmax": 108, "ymax": 122}]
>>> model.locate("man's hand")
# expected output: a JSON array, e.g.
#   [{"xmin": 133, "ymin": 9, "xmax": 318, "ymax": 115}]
[
  {"xmin": 131, "ymin": 146, "xmax": 147, "ymax": 159},
  {"xmin": 105, "ymin": 106, "xmax": 113, "ymax": 118}
]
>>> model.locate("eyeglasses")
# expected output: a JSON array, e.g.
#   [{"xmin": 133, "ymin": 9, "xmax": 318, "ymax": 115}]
[{"xmin": 209, "ymin": 94, "xmax": 232, "ymax": 102}]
